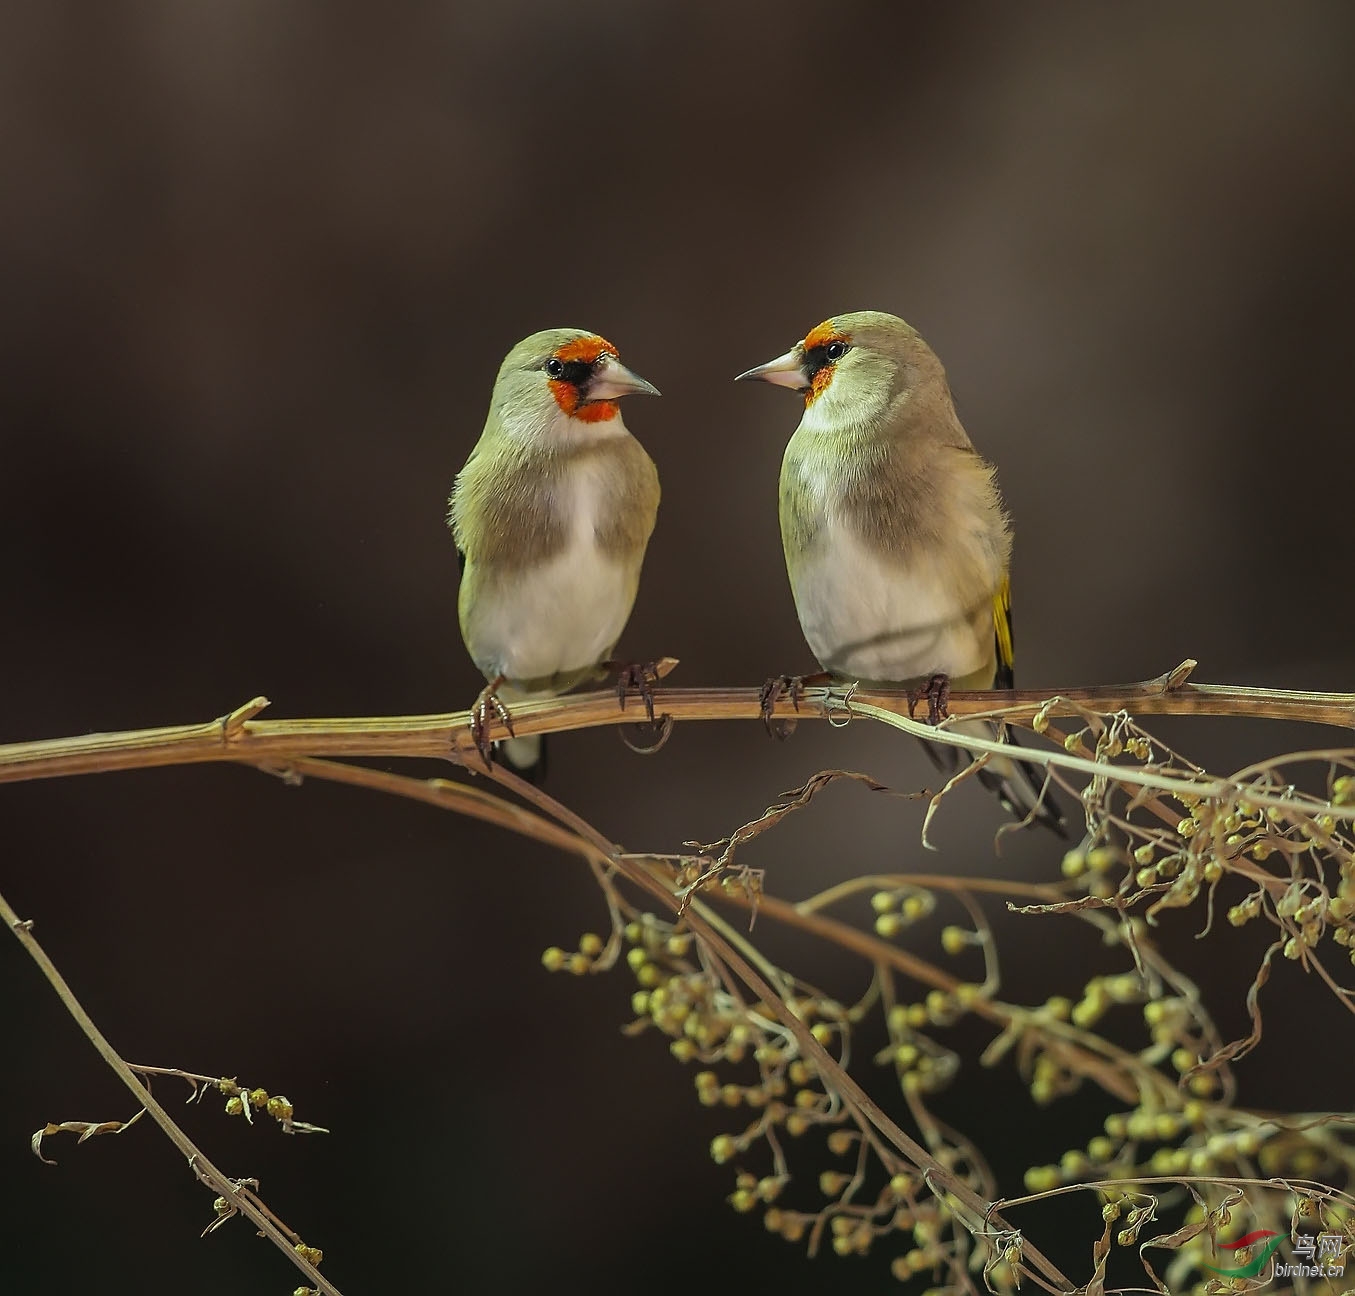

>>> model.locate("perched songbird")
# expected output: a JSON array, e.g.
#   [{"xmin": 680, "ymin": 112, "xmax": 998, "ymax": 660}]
[
  {"xmin": 449, "ymin": 328, "xmax": 661, "ymax": 774},
  {"xmin": 736, "ymin": 310, "xmax": 1062, "ymax": 832}
]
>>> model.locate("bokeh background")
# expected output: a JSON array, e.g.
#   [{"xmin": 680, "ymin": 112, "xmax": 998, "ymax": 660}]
[{"xmin": 3, "ymin": 4, "xmax": 1353, "ymax": 1292}]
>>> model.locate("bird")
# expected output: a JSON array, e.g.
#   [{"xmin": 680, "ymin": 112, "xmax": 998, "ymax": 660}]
[
  {"xmin": 448, "ymin": 327, "xmax": 662, "ymax": 776},
  {"xmin": 735, "ymin": 310, "xmax": 1062, "ymax": 833}
]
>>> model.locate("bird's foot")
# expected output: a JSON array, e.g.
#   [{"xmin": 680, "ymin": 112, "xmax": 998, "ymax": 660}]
[
  {"xmin": 469, "ymin": 675, "xmax": 515, "ymax": 771},
  {"xmin": 907, "ymin": 672, "xmax": 951, "ymax": 727},
  {"xmin": 603, "ymin": 657, "xmax": 679, "ymax": 723},
  {"xmin": 758, "ymin": 671, "xmax": 833, "ymax": 739},
  {"xmin": 603, "ymin": 657, "xmax": 678, "ymax": 754}
]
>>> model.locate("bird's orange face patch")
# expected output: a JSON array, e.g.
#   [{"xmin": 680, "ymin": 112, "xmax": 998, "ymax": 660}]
[
  {"xmin": 554, "ymin": 335, "xmax": 617, "ymax": 366},
  {"xmin": 547, "ymin": 335, "xmax": 621, "ymax": 422},
  {"xmin": 801, "ymin": 322, "xmax": 852, "ymax": 406},
  {"xmin": 803, "ymin": 320, "xmax": 845, "ymax": 351}
]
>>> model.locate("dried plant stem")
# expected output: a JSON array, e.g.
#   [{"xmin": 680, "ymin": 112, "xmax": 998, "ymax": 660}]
[
  {"xmin": 2, "ymin": 661, "xmax": 1352, "ymax": 787},
  {"xmin": 8, "ymin": 665, "xmax": 1353, "ymax": 1292},
  {"xmin": 468, "ymin": 763, "xmax": 1079, "ymax": 1294},
  {"xmin": 271, "ymin": 761, "xmax": 1161, "ymax": 1113},
  {"xmin": 260, "ymin": 755, "xmax": 1075, "ymax": 1291},
  {"xmin": 0, "ymin": 886, "xmax": 343, "ymax": 1296}
]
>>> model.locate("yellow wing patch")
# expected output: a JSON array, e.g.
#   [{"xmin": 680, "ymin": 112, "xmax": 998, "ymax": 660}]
[{"xmin": 992, "ymin": 575, "xmax": 1015, "ymax": 681}]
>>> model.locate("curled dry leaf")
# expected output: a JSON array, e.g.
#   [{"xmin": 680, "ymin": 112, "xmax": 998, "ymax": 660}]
[{"xmin": 32, "ymin": 1108, "xmax": 146, "ymax": 1164}]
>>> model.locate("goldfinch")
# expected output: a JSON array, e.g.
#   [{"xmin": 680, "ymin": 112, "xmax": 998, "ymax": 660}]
[
  {"xmin": 449, "ymin": 328, "xmax": 661, "ymax": 774},
  {"xmin": 736, "ymin": 311, "xmax": 1062, "ymax": 832}
]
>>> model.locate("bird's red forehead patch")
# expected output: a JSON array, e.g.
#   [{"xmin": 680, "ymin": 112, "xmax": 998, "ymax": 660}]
[
  {"xmin": 803, "ymin": 320, "xmax": 851, "ymax": 351},
  {"xmin": 553, "ymin": 334, "xmax": 618, "ymax": 365}
]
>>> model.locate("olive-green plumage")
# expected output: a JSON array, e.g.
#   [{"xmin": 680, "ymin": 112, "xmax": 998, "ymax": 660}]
[
  {"xmin": 740, "ymin": 310, "xmax": 1060, "ymax": 831},
  {"xmin": 448, "ymin": 327, "xmax": 660, "ymax": 767}
]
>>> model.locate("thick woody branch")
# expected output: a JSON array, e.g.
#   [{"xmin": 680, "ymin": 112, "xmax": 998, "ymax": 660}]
[{"xmin": 1, "ymin": 660, "xmax": 1352, "ymax": 787}]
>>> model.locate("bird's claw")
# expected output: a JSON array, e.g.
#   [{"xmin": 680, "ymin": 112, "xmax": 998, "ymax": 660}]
[
  {"xmin": 907, "ymin": 672, "xmax": 951, "ymax": 727},
  {"xmin": 758, "ymin": 670, "xmax": 835, "ymax": 738},
  {"xmin": 607, "ymin": 660, "xmax": 662, "ymax": 724},
  {"xmin": 470, "ymin": 679, "xmax": 515, "ymax": 770},
  {"xmin": 604, "ymin": 659, "xmax": 678, "ymax": 755},
  {"xmin": 759, "ymin": 674, "xmax": 806, "ymax": 740}
]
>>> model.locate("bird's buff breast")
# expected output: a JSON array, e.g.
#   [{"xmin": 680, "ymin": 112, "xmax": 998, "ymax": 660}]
[
  {"xmin": 461, "ymin": 463, "xmax": 642, "ymax": 687},
  {"xmin": 783, "ymin": 443, "xmax": 992, "ymax": 684},
  {"xmin": 790, "ymin": 525, "xmax": 992, "ymax": 684}
]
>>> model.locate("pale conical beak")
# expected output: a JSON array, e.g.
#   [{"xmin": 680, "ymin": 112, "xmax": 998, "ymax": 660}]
[
  {"xmin": 734, "ymin": 347, "xmax": 809, "ymax": 391},
  {"xmin": 585, "ymin": 354, "xmax": 661, "ymax": 401}
]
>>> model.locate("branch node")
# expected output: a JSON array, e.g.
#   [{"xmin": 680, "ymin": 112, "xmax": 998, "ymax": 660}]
[
  {"xmin": 1160, "ymin": 659, "xmax": 1198, "ymax": 691},
  {"xmin": 651, "ymin": 656, "xmax": 680, "ymax": 680},
  {"xmin": 221, "ymin": 696, "xmax": 271, "ymax": 740}
]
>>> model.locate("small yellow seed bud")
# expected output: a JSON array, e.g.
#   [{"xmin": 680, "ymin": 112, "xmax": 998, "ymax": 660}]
[
  {"xmin": 941, "ymin": 925, "xmax": 968, "ymax": 955},
  {"xmin": 710, "ymin": 1134, "xmax": 737, "ymax": 1164},
  {"xmin": 925, "ymin": 989, "xmax": 954, "ymax": 1022},
  {"xmin": 1061, "ymin": 850, "xmax": 1087, "ymax": 878},
  {"xmin": 818, "ymin": 1170, "xmax": 849, "ymax": 1196}
]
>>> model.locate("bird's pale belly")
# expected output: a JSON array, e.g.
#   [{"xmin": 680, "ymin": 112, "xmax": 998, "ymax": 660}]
[
  {"xmin": 466, "ymin": 544, "xmax": 635, "ymax": 687},
  {"xmin": 790, "ymin": 528, "xmax": 991, "ymax": 685}
]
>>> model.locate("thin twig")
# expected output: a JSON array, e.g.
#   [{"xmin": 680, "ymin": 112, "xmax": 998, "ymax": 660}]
[{"xmin": 0, "ymin": 888, "xmax": 342, "ymax": 1296}]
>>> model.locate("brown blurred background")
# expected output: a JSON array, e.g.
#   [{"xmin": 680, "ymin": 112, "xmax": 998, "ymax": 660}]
[{"xmin": 3, "ymin": 3, "xmax": 1353, "ymax": 1292}]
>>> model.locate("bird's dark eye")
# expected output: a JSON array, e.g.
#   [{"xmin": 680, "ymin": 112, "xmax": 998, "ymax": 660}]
[
  {"xmin": 824, "ymin": 341, "xmax": 848, "ymax": 361},
  {"xmin": 544, "ymin": 358, "xmax": 565, "ymax": 378}
]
